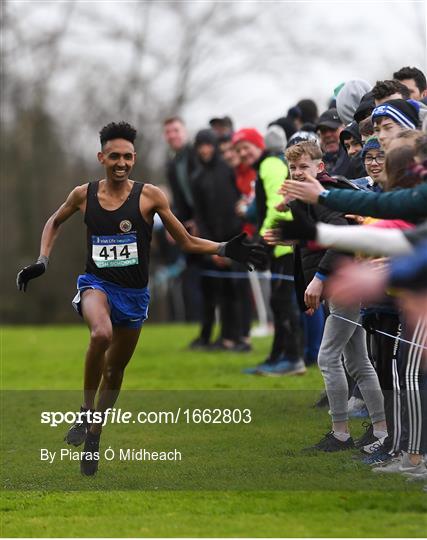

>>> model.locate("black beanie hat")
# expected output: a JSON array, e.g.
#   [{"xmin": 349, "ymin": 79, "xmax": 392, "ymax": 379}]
[
  {"xmin": 194, "ymin": 129, "xmax": 217, "ymax": 147},
  {"xmin": 354, "ymin": 91, "xmax": 375, "ymax": 123}
]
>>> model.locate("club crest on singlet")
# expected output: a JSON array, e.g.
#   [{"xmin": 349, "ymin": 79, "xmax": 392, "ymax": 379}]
[
  {"xmin": 91, "ymin": 234, "xmax": 139, "ymax": 268},
  {"xmin": 119, "ymin": 220, "xmax": 132, "ymax": 233}
]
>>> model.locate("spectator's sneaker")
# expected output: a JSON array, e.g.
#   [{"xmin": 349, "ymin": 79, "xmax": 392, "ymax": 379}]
[
  {"xmin": 361, "ymin": 447, "xmax": 394, "ymax": 466},
  {"xmin": 80, "ymin": 431, "xmax": 100, "ymax": 476},
  {"xmin": 303, "ymin": 431, "xmax": 355, "ymax": 453},
  {"xmin": 361, "ymin": 436, "xmax": 387, "ymax": 455},
  {"xmin": 372, "ymin": 453, "xmax": 426, "ymax": 477},
  {"xmin": 348, "ymin": 397, "xmax": 369, "ymax": 418},
  {"xmin": 405, "ymin": 468, "xmax": 427, "ymax": 481},
  {"xmin": 372, "ymin": 455, "xmax": 403, "ymax": 473},
  {"xmin": 207, "ymin": 339, "xmax": 224, "ymax": 351},
  {"xmin": 258, "ymin": 358, "xmax": 306, "ymax": 377},
  {"xmin": 232, "ymin": 341, "xmax": 252, "ymax": 353},
  {"xmin": 355, "ymin": 422, "xmax": 387, "ymax": 454},
  {"xmin": 313, "ymin": 391, "xmax": 329, "ymax": 409},
  {"xmin": 242, "ymin": 358, "xmax": 275, "ymax": 375},
  {"xmin": 354, "ymin": 422, "xmax": 374, "ymax": 448},
  {"xmin": 400, "ymin": 456, "xmax": 427, "ymax": 479},
  {"xmin": 188, "ymin": 337, "xmax": 210, "ymax": 350},
  {"xmin": 209, "ymin": 340, "xmax": 248, "ymax": 352},
  {"xmin": 64, "ymin": 406, "xmax": 91, "ymax": 447}
]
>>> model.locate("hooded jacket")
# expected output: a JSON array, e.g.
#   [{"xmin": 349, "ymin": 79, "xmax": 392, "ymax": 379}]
[
  {"xmin": 323, "ymin": 144, "xmax": 352, "ymax": 177},
  {"xmin": 289, "ymin": 171, "xmax": 350, "ymax": 311},
  {"xmin": 253, "ymin": 150, "xmax": 293, "ymax": 258},
  {"xmin": 339, "ymin": 121, "xmax": 366, "ymax": 179},
  {"xmin": 191, "ymin": 137, "xmax": 242, "ymax": 242},
  {"xmin": 336, "ymin": 79, "xmax": 372, "ymax": 125}
]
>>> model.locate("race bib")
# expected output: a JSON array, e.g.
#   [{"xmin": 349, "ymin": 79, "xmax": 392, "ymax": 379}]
[{"xmin": 92, "ymin": 234, "xmax": 139, "ymax": 268}]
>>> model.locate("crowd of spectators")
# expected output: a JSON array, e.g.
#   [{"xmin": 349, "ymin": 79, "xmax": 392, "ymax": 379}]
[{"xmin": 162, "ymin": 66, "xmax": 427, "ymax": 483}]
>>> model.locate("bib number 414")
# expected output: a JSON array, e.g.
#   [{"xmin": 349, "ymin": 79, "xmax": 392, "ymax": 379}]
[
  {"xmin": 99, "ymin": 244, "xmax": 130, "ymax": 260},
  {"xmin": 92, "ymin": 234, "xmax": 139, "ymax": 268}
]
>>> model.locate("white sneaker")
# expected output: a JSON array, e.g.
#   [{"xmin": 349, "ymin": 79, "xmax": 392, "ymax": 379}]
[
  {"xmin": 372, "ymin": 455, "xmax": 402, "ymax": 474},
  {"xmin": 362, "ymin": 436, "xmax": 387, "ymax": 455},
  {"xmin": 406, "ymin": 471, "xmax": 427, "ymax": 482},
  {"xmin": 399, "ymin": 453, "xmax": 427, "ymax": 477},
  {"xmin": 402, "ymin": 463, "xmax": 427, "ymax": 480},
  {"xmin": 373, "ymin": 453, "xmax": 426, "ymax": 476}
]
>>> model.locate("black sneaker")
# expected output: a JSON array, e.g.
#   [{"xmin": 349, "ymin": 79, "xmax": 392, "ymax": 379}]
[
  {"xmin": 303, "ymin": 431, "xmax": 355, "ymax": 453},
  {"xmin": 232, "ymin": 341, "xmax": 252, "ymax": 353},
  {"xmin": 80, "ymin": 431, "xmax": 100, "ymax": 476},
  {"xmin": 188, "ymin": 337, "xmax": 210, "ymax": 350},
  {"xmin": 64, "ymin": 406, "xmax": 91, "ymax": 446},
  {"xmin": 313, "ymin": 391, "xmax": 329, "ymax": 409},
  {"xmin": 354, "ymin": 422, "xmax": 375, "ymax": 449}
]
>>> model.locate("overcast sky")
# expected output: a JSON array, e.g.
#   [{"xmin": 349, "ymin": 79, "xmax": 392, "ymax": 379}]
[{"xmin": 5, "ymin": 0, "xmax": 427, "ymax": 155}]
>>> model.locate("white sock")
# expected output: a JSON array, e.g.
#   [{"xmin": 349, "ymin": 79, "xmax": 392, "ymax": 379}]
[
  {"xmin": 333, "ymin": 431, "xmax": 350, "ymax": 442},
  {"xmin": 373, "ymin": 429, "xmax": 388, "ymax": 440}
]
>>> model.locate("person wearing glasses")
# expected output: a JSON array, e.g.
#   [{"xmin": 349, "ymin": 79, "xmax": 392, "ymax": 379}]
[{"xmin": 362, "ymin": 137, "xmax": 386, "ymax": 191}]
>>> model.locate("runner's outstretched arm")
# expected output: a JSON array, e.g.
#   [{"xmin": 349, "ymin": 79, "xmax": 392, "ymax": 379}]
[
  {"xmin": 17, "ymin": 185, "xmax": 87, "ymax": 291},
  {"xmin": 152, "ymin": 186, "xmax": 267, "ymax": 270}
]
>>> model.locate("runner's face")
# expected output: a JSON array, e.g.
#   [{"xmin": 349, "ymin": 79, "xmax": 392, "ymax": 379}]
[
  {"xmin": 374, "ymin": 118, "xmax": 403, "ymax": 151},
  {"xmin": 98, "ymin": 139, "xmax": 136, "ymax": 183},
  {"xmin": 288, "ymin": 155, "xmax": 323, "ymax": 181}
]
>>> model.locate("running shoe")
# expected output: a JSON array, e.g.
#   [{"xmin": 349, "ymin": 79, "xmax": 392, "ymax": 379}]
[
  {"xmin": 257, "ymin": 358, "xmax": 306, "ymax": 377},
  {"xmin": 232, "ymin": 341, "xmax": 252, "ymax": 353},
  {"xmin": 64, "ymin": 406, "xmax": 91, "ymax": 446},
  {"xmin": 80, "ymin": 431, "xmax": 100, "ymax": 476},
  {"xmin": 355, "ymin": 422, "xmax": 387, "ymax": 454},
  {"xmin": 303, "ymin": 431, "xmax": 354, "ymax": 453},
  {"xmin": 361, "ymin": 447, "xmax": 394, "ymax": 466},
  {"xmin": 373, "ymin": 453, "xmax": 427, "ymax": 477},
  {"xmin": 188, "ymin": 337, "xmax": 210, "ymax": 350},
  {"xmin": 313, "ymin": 391, "xmax": 329, "ymax": 409},
  {"xmin": 361, "ymin": 437, "xmax": 388, "ymax": 455},
  {"xmin": 405, "ymin": 468, "xmax": 427, "ymax": 481},
  {"xmin": 354, "ymin": 422, "xmax": 374, "ymax": 448},
  {"xmin": 242, "ymin": 358, "xmax": 274, "ymax": 375}
]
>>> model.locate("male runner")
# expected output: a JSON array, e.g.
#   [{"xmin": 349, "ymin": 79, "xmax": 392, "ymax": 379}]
[{"xmin": 16, "ymin": 122, "xmax": 266, "ymax": 476}]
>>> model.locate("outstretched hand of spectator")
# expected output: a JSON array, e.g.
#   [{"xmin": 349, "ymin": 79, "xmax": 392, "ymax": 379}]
[
  {"xmin": 266, "ymin": 205, "xmax": 318, "ymax": 245},
  {"xmin": 279, "ymin": 173, "xmax": 324, "ymax": 204},
  {"xmin": 325, "ymin": 259, "xmax": 389, "ymax": 306}
]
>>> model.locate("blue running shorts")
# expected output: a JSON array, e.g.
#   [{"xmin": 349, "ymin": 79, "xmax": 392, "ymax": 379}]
[{"xmin": 72, "ymin": 273, "xmax": 150, "ymax": 329}]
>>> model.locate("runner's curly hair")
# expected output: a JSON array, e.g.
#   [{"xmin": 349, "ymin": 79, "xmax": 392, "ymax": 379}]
[{"xmin": 99, "ymin": 122, "xmax": 137, "ymax": 147}]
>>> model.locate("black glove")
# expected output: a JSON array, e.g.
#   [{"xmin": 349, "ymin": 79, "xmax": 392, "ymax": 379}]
[
  {"xmin": 275, "ymin": 204, "xmax": 317, "ymax": 242},
  {"xmin": 219, "ymin": 233, "xmax": 268, "ymax": 271},
  {"xmin": 16, "ymin": 256, "xmax": 48, "ymax": 292}
]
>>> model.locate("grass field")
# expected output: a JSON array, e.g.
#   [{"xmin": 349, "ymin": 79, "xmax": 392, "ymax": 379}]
[{"xmin": 1, "ymin": 324, "xmax": 426, "ymax": 537}]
